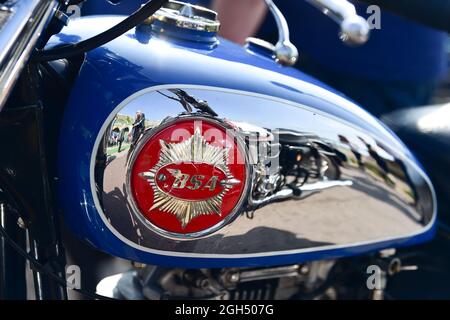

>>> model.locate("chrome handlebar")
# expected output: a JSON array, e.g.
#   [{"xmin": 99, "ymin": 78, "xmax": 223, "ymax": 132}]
[
  {"xmin": 262, "ymin": 0, "xmax": 370, "ymax": 66},
  {"xmin": 306, "ymin": 0, "xmax": 370, "ymax": 45}
]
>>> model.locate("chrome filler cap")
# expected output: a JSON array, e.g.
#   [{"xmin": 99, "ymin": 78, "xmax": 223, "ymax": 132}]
[{"xmin": 146, "ymin": 1, "xmax": 220, "ymax": 33}]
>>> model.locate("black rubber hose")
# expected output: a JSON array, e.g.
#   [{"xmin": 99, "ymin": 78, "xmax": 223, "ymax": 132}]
[
  {"xmin": 357, "ymin": 0, "xmax": 450, "ymax": 32},
  {"xmin": 33, "ymin": 0, "xmax": 168, "ymax": 62}
]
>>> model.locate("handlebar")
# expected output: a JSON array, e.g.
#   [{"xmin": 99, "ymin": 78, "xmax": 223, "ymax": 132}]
[
  {"xmin": 306, "ymin": 0, "xmax": 370, "ymax": 45},
  {"xmin": 260, "ymin": 0, "xmax": 370, "ymax": 66}
]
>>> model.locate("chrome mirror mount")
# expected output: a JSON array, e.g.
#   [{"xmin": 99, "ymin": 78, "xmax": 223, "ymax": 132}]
[{"xmin": 264, "ymin": 0, "xmax": 299, "ymax": 66}]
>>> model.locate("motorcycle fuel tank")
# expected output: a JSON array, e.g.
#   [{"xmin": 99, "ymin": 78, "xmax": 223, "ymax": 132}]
[{"xmin": 51, "ymin": 3, "xmax": 436, "ymax": 267}]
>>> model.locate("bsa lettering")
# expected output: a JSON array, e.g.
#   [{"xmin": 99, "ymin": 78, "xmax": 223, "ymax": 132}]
[{"xmin": 167, "ymin": 170, "xmax": 218, "ymax": 191}]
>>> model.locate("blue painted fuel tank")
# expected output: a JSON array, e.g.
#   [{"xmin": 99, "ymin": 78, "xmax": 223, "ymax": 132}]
[{"xmin": 51, "ymin": 15, "xmax": 436, "ymax": 268}]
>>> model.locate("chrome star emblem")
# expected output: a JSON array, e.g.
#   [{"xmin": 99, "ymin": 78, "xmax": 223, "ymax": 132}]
[{"xmin": 139, "ymin": 127, "xmax": 241, "ymax": 228}]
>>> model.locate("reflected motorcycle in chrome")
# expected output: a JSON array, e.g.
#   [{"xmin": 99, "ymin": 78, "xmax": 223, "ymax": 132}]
[{"xmin": 0, "ymin": 0, "xmax": 444, "ymax": 300}]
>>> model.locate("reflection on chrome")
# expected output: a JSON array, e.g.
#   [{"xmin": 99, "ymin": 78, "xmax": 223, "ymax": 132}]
[{"xmin": 93, "ymin": 87, "xmax": 435, "ymax": 255}]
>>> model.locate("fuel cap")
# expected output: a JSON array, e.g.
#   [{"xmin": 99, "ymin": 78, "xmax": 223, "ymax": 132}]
[{"xmin": 146, "ymin": 0, "xmax": 220, "ymax": 33}]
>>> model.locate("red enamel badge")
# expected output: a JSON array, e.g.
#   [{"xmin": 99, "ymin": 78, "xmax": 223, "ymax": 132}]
[{"xmin": 129, "ymin": 118, "xmax": 248, "ymax": 237}]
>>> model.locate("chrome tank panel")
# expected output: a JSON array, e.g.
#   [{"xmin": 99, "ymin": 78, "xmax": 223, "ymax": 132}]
[{"xmin": 93, "ymin": 86, "xmax": 435, "ymax": 256}]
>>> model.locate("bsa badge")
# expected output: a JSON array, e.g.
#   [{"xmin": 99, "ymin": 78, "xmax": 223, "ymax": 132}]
[{"xmin": 129, "ymin": 117, "xmax": 248, "ymax": 237}]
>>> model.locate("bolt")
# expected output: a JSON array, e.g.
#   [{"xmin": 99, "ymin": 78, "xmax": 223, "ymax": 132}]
[
  {"xmin": 228, "ymin": 273, "xmax": 240, "ymax": 283},
  {"xmin": 197, "ymin": 278, "xmax": 210, "ymax": 289},
  {"xmin": 388, "ymin": 258, "xmax": 402, "ymax": 276},
  {"xmin": 17, "ymin": 217, "xmax": 26, "ymax": 229},
  {"xmin": 132, "ymin": 261, "xmax": 146, "ymax": 269},
  {"xmin": 299, "ymin": 265, "xmax": 310, "ymax": 275},
  {"xmin": 372, "ymin": 289, "xmax": 384, "ymax": 300}
]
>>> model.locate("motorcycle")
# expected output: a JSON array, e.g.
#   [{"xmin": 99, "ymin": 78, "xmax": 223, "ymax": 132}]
[{"xmin": 0, "ymin": 0, "xmax": 443, "ymax": 300}]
